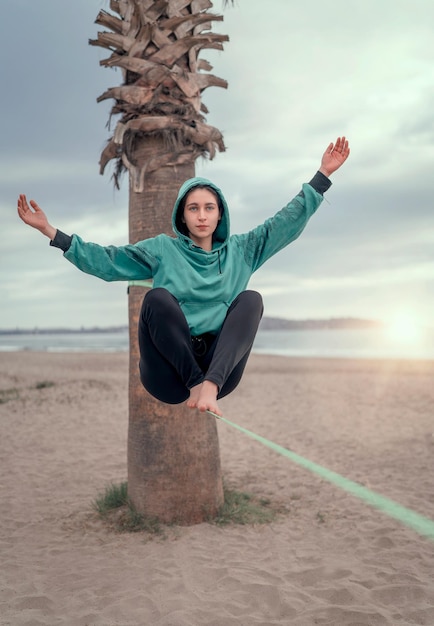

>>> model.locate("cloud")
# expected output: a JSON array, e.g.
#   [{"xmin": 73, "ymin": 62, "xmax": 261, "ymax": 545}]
[{"xmin": 2, "ymin": 0, "xmax": 434, "ymax": 330}]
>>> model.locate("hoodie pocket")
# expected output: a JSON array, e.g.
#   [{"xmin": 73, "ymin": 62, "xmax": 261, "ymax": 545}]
[{"xmin": 181, "ymin": 300, "xmax": 229, "ymax": 335}]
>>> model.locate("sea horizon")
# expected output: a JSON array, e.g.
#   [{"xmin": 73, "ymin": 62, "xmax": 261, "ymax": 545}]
[{"xmin": 1, "ymin": 325, "xmax": 433, "ymax": 362}]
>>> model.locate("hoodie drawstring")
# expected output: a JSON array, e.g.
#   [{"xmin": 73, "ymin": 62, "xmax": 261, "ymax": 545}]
[{"xmin": 218, "ymin": 250, "xmax": 222, "ymax": 274}]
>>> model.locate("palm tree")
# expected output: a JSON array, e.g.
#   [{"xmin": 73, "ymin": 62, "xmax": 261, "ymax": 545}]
[{"xmin": 90, "ymin": 0, "xmax": 232, "ymax": 524}]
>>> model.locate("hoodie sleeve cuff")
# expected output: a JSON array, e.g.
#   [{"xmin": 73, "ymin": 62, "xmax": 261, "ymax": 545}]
[
  {"xmin": 49, "ymin": 230, "xmax": 73, "ymax": 252},
  {"xmin": 308, "ymin": 171, "xmax": 332, "ymax": 195}
]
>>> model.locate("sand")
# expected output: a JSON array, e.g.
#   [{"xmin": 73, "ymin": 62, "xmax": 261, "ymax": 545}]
[{"xmin": 1, "ymin": 351, "xmax": 434, "ymax": 626}]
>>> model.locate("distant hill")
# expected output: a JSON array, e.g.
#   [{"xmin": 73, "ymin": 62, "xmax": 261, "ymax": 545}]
[
  {"xmin": 1, "ymin": 317, "xmax": 382, "ymax": 335},
  {"xmin": 0, "ymin": 326, "xmax": 129, "ymax": 336},
  {"xmin": 259, "ymin": 316, "xmax": 382, "ymax": 331}
]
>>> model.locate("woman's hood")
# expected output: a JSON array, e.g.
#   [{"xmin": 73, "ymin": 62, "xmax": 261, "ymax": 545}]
[{"xmin": 172, "ymin": 176, "xmax": 230, "ymax": 247}]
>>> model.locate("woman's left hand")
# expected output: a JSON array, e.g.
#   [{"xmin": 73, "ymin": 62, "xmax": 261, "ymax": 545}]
[{"xmin": 319, "ymin": 137, "xmax": 350, "ymax": 177}]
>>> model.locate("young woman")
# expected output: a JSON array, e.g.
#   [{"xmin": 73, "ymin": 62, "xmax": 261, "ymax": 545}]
[{"xmin": 17, "ymin": 137, "xmax": 350, "ymax": 416}]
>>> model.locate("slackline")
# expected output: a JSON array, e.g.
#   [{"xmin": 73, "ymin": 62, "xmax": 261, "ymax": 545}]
[
  {"xmin": 128, "ymin": 280, "xmax": 153, "ymax": 288},
  {"xmin": 207, "ymin": 410, "xmax": 434, "ymax": 543}
]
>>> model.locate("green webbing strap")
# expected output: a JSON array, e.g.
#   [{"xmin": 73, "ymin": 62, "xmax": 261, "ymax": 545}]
[
  {"xmin": 207, "ymin": 410, "xmax": 434, "ymax": 543},
  {"xmin": 128, "ymin": 280, "xmax": 153, "ymax": 288}
]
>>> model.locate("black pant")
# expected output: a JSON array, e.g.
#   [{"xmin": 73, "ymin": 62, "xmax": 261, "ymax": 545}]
[{"xmin": 138, "ymin": 288, "xmax": 263, "ymax": 404}]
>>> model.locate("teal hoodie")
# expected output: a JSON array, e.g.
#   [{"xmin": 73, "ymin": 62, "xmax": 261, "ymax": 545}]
[{"xmin": 64, "ymin": 174, "xmax": 329, "ymax": 335}]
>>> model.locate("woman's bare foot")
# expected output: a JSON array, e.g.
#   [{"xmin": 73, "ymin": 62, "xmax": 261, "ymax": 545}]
[
  {"xmin": 197, "ymin": 380, "xmax": 222, "ymax": 416},
  {"xmin": 186, "ymin": 383, "xmax": 202, "ymax": 409}
]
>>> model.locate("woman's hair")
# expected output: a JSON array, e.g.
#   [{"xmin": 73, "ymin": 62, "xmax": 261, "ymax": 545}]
[{"xmin": 175, "ymin": 184, "xmax": 223, "ymax": 237}]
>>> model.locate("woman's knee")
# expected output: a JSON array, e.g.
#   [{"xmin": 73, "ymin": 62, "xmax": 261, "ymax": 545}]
[
  {"xmin": 140, "ymin": 288, "xmax": 182, "ymax": 326},
  {"xmin": 141, "ymin": 287, "xmax": 173, "ymax": 313},
  {"xmin": 234, "ymin": 290, "xmax": 264, "ymax": 318},
  {"xmin": 243, "ymin": 290, "xmax": 263, "ymax": 310}
]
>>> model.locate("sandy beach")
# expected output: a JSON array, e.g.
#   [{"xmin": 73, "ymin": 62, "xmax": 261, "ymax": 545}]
[{"xmin": 1, "ymin": 351, "xmax": 434, "ymax": 626}]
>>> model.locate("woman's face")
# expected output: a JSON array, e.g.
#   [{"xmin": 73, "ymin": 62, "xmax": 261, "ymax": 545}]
[{"xmin": 182, "ymin": 188, "xmax": 220, "ymax": 250}]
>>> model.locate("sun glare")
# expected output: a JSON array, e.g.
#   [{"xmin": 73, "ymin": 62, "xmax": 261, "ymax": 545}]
[{"xmin": 385, "ymin": 312, "xmax": 423, "ymax": 344}]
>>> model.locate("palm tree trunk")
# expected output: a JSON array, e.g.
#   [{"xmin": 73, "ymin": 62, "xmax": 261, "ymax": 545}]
[
  {"xmin": 127, "ymin": 136, "xmax": 223, "ymax": 524},
  {"xmin": 91, "ymin": 0, "xmax": 230, "ymax": 524}
]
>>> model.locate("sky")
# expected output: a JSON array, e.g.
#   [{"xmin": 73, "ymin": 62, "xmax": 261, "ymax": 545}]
[{"xmin": 2, "ymin": 0, "xmax": 434, "ymax": 331}]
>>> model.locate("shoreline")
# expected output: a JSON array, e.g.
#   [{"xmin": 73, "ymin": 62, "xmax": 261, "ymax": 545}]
[{"xmin": 2, "ymin": 346, "xmax": 434, "ymax": 366}]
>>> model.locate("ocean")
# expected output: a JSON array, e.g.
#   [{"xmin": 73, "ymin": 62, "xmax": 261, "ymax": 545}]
[{"xmin": 1, "ymin": 327, "xmax": 434, "ymax": 360}]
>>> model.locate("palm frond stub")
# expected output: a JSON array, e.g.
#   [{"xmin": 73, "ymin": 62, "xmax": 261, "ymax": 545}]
[{"xmin": 90, "ymin": 0, "xmax": 229, "ymax": 191}]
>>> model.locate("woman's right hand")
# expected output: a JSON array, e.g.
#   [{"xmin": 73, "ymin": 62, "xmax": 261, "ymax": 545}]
[{"xmin": 17, "ymin": 194, "xmax": 57, "ymax": 240}]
